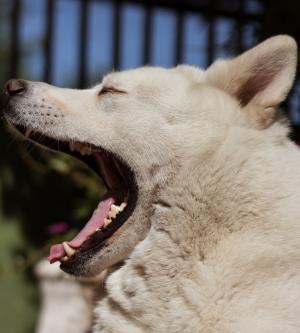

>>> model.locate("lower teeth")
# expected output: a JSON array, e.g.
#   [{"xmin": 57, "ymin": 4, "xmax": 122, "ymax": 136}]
[{"xmin": 61, "ymin": 201, "xmax": 127, "ymax": 261}]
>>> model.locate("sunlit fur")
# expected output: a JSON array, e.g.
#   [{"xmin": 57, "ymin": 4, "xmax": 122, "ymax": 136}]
[{"xmin": 6, "ymin": 35, "xmax": 300, "ymax": 332}]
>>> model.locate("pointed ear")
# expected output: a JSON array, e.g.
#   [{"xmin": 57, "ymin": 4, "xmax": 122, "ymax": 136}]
[{"xmin": 206, "ymin": 35, "xmax": 297, "ymax": 127}]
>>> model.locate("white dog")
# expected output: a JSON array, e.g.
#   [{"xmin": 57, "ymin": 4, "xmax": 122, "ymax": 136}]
[{"xmin": 3, "ymin": 35, "xmax": 300, "ymax": 332}]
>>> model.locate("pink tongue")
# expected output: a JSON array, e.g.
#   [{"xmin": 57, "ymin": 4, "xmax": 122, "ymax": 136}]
[{"xmin": 48, "ymin": 197, "xmax": 115, "ymax": 264}]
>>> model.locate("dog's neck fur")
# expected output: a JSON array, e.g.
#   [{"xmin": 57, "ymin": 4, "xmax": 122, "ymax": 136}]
[
  {"xmin": 155, "ymin": 122, "xmax": 300, "ymax": 253},
  {"xmin": 94, "ymin": 121, "xmax": 300, "ymax": 333}
]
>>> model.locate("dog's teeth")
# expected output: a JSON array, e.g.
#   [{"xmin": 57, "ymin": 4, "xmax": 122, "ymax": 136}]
[
  {"xmin": 63, "ymin": 242, "xmax": 76, "ymax": 257},
  {"xmin": 69, "ymin": 142, "xmax": 93, "ymax": 155},
  {"xmin": 25, "ymin": 128, "xmax": 32, "ymax": 138},
  {"xmin": 103, "ymin": 218, "xmax": 112, "ymax": 228},
  {"xmin": 84, "ymin": 149, "xmax": 91, "ymax": 155},
  {"xmin": 108, "ymin": 203, "xmax": 125, "ymax": 219},
  {"xmin": 119, "ymin": 202, "xmax": 127, "ymax": 211},
  {"xmin": 60, "ymin": 256, "xmax": 68, "ymax": 262},
  {"xmin": 108, "ymin": 206, "xmax": 119, "ymax": 219},
  {"xmin": 111, "ymin": 204, "xmax": 122, "ymax": 213},
  {"xmin": 108, "ymin": 211, "xmax": 117, "ymax": 219},
  {"xmin": 73, "ymin": 143, "xmax": 92, "ymax": 156}
]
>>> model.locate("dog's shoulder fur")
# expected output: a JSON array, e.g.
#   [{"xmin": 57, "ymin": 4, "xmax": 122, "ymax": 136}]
[{"xmin": 94, "ymin": 36, "xmax": 300, "ymax": 332}]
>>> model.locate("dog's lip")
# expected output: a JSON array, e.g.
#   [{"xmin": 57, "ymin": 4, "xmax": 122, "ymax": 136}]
[
  {"xmin": 56, "ymin": 179, "xmax": 137, "ymax": 265},
  {"xmin": 12, "ymin": 124, "xmax": 139, "ymax": 263},
  {"xmin": 60, "ymin": 188, "xmax": 137, "ymax": 271}
]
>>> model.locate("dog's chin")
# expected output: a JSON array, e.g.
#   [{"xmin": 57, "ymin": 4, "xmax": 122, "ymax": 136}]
[
  {"xmin": 59, "ymin": 243, "xmax": 116, "ymax": 277},
  {"xmin": 59, "ymin": 215, "xmax": 137, "ymax": 277},
  {"xmin": 60, "ymin": 217, "xmax": 136, "ymax": 277},
  {"xmin": 6, "ymin": 119, "xmax": 142, "ymax": 277}
]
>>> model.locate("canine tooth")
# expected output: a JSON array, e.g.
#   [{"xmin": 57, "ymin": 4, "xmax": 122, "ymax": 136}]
[
  {"xmin": 108, "ymin": 211, "xmax": 117, "ymax": 219},
  {"xmin": 74, "ymin": 143, "xmax": 92, "ymax": 156},
  {"xmin": 108, "ymin": 207, "xmax": 119, "ymax": 219},
  {"xmin": 103, "ymin": 218, "xmax": 112, "ymax": 228},
  {"xmin": 69, "ymin": 142, "xmax": 75, "ymax": 152},
  {"xmin": 83, "ymin": 146, "xmax": 92, "ymax": 155},
  {"xmin": 25, "ymin": 128, "xmax": 32, "ymax": 138},
  {"xmin": 63, "ymin": 242, "xmax": 76, "ymax": 257},
  {"xmin": 119, "ymin": 202, "xmax": 127, "ymax": 211},
  {"xmin": 111, "ymin": 204, "xmax": 122, "ymax": 213},
  {"xmin": 60, "ymin": 256, "xmax": 68, "ymax": 262}
]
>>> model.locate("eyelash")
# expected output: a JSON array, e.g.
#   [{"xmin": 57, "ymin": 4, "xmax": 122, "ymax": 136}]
[{"xmin": 99, "ymin": 86, "xmax": 126, "ymax": 95}]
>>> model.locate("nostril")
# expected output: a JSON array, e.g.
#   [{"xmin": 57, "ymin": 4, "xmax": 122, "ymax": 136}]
[{"xmin": 5, "ymin": 79, "xmax": 27, "ymax": 97}]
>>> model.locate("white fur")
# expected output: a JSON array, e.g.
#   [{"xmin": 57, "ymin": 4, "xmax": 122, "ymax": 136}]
[{"xmin": 6, "ymin": 35, "xmax": 300, "ymax": 332}]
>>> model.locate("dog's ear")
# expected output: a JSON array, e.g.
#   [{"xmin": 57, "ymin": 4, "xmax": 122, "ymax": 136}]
[{"xmin": 206, "ymin": 35, "xmax": 297, "ymax": 127}]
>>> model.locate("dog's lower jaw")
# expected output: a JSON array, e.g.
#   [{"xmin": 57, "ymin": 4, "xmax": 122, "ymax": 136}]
[
  {"xmin": 60, "ymin": 215, "xmax": 147, "ymax": 277},
  {"xmin": 61, "ymin": 160, "xmax": 178, "ymax": 278},
  {"xmin": 60, "ymin": 185, "xmax": 155, "ymax": 277}
]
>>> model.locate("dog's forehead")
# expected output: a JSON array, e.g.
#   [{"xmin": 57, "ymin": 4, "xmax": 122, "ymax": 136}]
[{"xmin": 102, "ymin": 66, "xmax": 198, "ymax": 90}]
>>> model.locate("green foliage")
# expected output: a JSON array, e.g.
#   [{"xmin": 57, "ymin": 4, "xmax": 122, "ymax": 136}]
[
  {"xmin": 0, "ymin": 122, "xmax": 105, "ymax": 332},
  {"xmin": 0, "ymin": 211, "xmax": 38, "ymax": 333},
  {"xmin": 0, "ymin": 1, "xmax": 107, "ymax": 329}
]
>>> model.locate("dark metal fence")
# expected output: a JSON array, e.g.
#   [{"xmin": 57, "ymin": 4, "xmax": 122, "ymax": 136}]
[
  {"xmin": 7, "ymin": 0, "xmax": 300, "ymax": 140},
  {"xmin": 7, "ymin": 0, "xmax": 263, "ymax": 87}
]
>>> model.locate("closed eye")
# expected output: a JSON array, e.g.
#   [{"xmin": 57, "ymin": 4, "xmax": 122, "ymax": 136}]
[{"xmin": 99, "ymin": 86, "xmax": 127, "ymax": 95}]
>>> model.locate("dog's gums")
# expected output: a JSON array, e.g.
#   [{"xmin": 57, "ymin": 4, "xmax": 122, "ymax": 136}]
[
  {"xmin": 17, "ymin": 126, "xmax": 138, "ymax": 265},
  {"xmin": 49, "ymin": 200, "xmax": 128, "ymax": 263}
]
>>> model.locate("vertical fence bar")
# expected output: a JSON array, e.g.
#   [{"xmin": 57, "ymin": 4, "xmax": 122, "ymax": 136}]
[
  {"xmin": 112, "ymin": 0, "xmax": 121, "ymax": 70},
  {"xmin": 174, "ymin": 10, "xmax": 184, "ymax": 65},
  {"xmin": 206, "ymin": 0, "xmax": 216, "ymax": 67},
  {"xmin": 143, "ymin": 5, "xmax": 152, "ymax": 65},
  {"xmin": 44, "ymin": 0, "xmax": 55, "ymax": 83},
  {"xmin": 236, "ymin": 0, "xmax": 245, "ymax": 53},
  {"xmin": 207, "ymin": 17, "xmax": 215, "ymax": 66},
  {"xmin": 10, "ymin": 0, "xmax": 21, "ymax": 78},
  {"xmin": 78, "ymin": 0, "xmax": 89, "ymax": 88}
]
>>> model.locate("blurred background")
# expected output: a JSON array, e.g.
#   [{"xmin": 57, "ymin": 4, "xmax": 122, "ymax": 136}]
[{"xmin": 1, "ymin": 0, "xmax": 300, "ymax": 332}]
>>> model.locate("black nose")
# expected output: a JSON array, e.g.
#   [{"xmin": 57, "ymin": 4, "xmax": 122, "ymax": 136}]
[{"xmin": 5, "ymin": 79, "xmax": 27, "ymax": 97}]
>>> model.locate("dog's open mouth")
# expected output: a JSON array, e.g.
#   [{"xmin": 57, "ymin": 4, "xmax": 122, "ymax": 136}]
[{"xmin": 15, "ymin": 126, "xmax": 138, "ymax": 264}]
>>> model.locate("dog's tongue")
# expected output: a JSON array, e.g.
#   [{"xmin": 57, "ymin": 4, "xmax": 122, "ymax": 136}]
[{"xmin": 48, "ymin": 197, "xmax": 115, "ymax": 263}]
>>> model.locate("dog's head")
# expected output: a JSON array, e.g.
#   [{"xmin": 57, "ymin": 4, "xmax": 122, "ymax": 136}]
[{"xmin": 2, "ymin": 35, "xmax": 297, "ymax": 277}]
